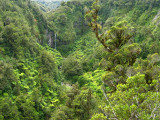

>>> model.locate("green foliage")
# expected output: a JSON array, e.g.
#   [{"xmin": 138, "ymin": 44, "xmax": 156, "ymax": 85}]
[
  {"xmin": 51, "ymin": 85, "xmax": 99, "ymax": 120},
  {"xmin": 98, "ymin": 73, "xmax": 160, "ymax": 119},
  {"xmin": 0, "ymin": 60, "xmax": 19, "ymax": 94},
  {"xmin": 0, "ymin": 0, "xmax": 62, "ymax": 119},
  {"xmin": 47, "ymin": 0, "xmax": 92, "ymax": 55},
  {"xmin": 90, "ymin": 113, "xmax": 106, "ymax": 120},
  {"xmin": 78, "ymin": 70, "xmax": 105, "ymax": 97},
  {"xmin": 0, "ymin": 95, "xmax": 20, "ymax": 120},
  {"xmin": 38, "ymin": 50, "xmax": 57, "ymax": 75},
  {"xmin": 15, "ymin": 94, "xmax": 39, "ymax": 120},
  {"xmin": 62, "ymin": 55, "xmax": 83, "ymax": 80},
  {"xmin": 86, "ymin": 1, "xmax": 160, "ymax": 119},
  {"xmin": 1, "ymin": 0, "xmax": 160, "ymax": 119}
]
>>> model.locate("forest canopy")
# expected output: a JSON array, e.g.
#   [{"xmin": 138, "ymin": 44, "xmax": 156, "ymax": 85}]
[{"xmin": 0, "ymin": 0, "xmax": 160, "ymax": 119}]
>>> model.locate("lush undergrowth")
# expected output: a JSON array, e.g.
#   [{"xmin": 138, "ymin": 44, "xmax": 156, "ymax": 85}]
[{"xmin": 0, "ymin": 0, "xmax": 160, "ymax": 119}]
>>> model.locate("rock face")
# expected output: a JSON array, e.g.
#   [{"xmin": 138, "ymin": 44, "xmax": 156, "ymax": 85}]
[
  {"xmin": 46, "ymin": 29, "xmax": 53, "ymax": 47},
  {"xmin": 48, "ymin": 32, "xmax": 53, "ymax": 47}
]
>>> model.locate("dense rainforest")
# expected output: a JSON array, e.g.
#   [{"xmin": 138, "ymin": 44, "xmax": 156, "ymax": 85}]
[{"xmin": 0, "ymin": 0, "xmax": 160, "ymax": 119}]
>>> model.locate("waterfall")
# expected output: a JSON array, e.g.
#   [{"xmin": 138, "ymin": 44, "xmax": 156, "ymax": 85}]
[{"xmin": 55, "ymin": 33, "xmax": 57, "ymax": 50}]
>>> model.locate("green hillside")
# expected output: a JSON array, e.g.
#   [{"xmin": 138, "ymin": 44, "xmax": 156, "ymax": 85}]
[{"xmin": 0, "ymin": 0, "xmax": 160, "ymax": 119}]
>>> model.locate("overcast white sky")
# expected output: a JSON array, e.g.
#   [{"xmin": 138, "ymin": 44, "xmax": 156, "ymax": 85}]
[{"xmin": 31, "ymin": 0, "xmax": 69, "ymax": 2}]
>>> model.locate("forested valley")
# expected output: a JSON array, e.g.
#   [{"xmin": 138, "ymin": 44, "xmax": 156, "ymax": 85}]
[{"xmin": 0, "ymin": 0, "xmax": 160, "ymax": 119}]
